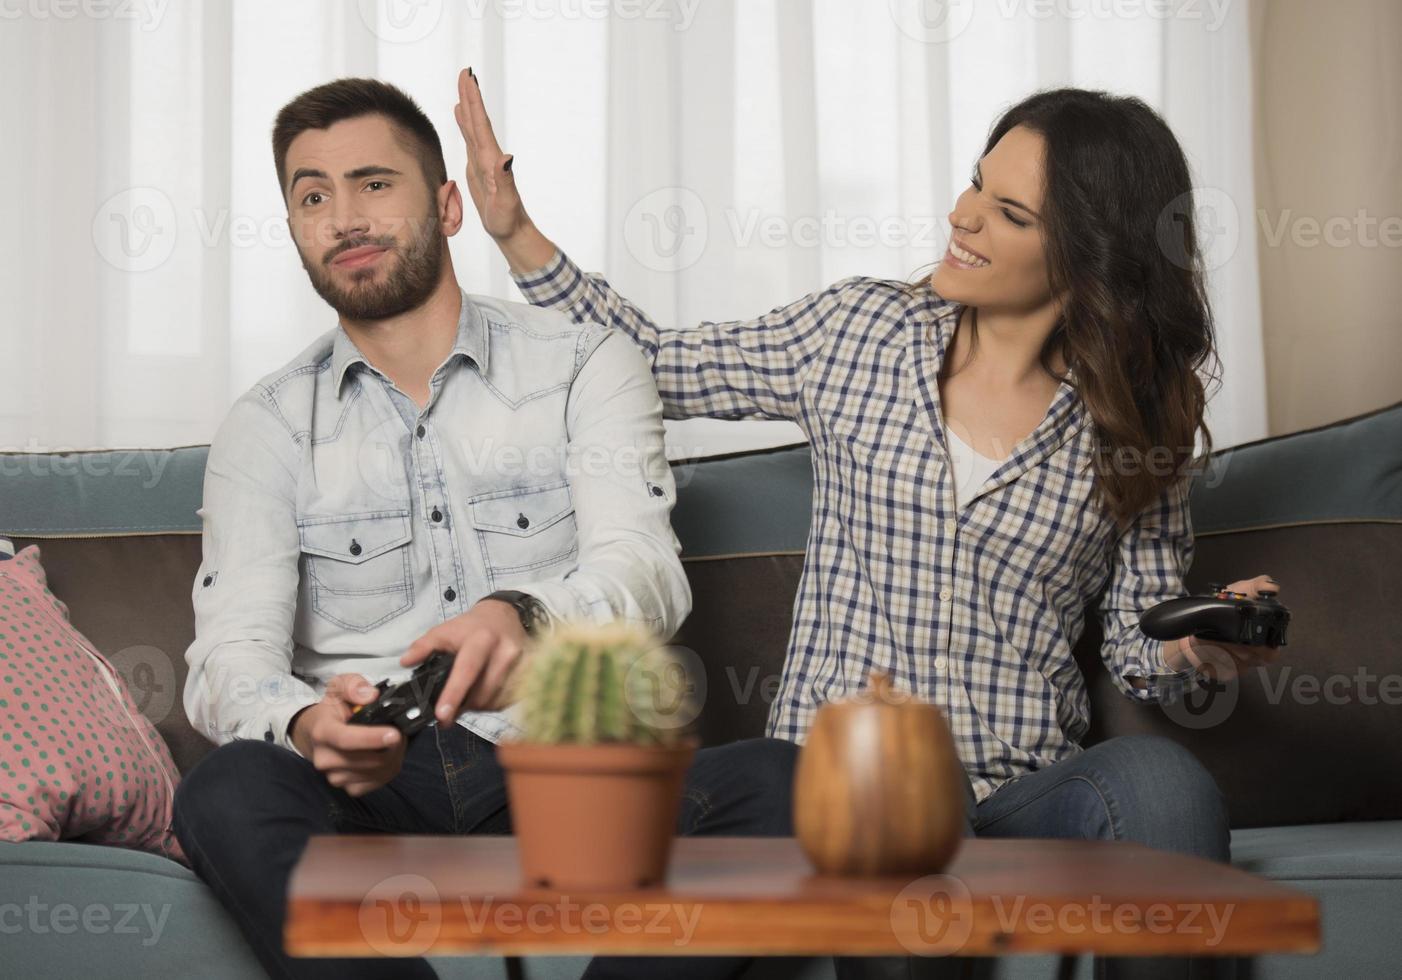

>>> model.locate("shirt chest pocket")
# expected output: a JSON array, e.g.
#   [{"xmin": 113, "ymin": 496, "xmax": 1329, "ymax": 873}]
[
  {"xmin": 468, "ymin": 481, "xmax": 579, "ymax": 589},
  {"xmin": 297, "ymin": 509, "xmax": 414, "ymax": 633}
]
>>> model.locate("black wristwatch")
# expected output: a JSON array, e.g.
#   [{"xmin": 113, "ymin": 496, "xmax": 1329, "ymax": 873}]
[{"xmin": 485, "ymin": 590, "xmax": 551, "ymax": 638}]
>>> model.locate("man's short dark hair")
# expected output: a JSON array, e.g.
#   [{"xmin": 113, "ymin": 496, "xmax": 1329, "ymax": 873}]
[{"xmin": 272, "ymin": 77, "xmax": 448, "ymax": 200}]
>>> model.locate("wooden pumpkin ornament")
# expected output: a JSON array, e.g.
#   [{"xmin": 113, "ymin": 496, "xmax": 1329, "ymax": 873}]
[{"xmin": 794, "ymin": 671, "xmax": 966, "ymax": 876}]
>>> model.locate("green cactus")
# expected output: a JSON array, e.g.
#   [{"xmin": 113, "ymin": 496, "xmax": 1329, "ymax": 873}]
[{"xmin": 512, "ymin": 621, "xmax": 692, "ymax": 746}]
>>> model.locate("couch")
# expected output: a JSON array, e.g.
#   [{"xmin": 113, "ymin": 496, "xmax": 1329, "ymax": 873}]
[{"xmin": 3, "ymin": 399, "xmax": 1400, "ymax": 979}]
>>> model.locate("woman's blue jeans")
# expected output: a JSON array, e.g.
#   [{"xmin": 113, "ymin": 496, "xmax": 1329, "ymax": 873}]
[{"xmin": 837, "ymin": 733, "xmax": 1239, "ymax": 980}]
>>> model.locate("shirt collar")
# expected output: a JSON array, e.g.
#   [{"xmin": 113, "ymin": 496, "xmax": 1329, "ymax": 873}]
[{"xmin": 331, "ymin": 289, "xmax": 489, "ymax": 398}]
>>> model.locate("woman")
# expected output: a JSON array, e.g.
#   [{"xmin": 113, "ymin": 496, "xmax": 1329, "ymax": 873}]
[{"xmin": 457, "ymin": 70, "xmax": 1280, "ymax": 980}]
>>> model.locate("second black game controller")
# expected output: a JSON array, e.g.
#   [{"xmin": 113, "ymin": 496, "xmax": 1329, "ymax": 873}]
[
  {"xmin": 1139, "ymin": 584, "xmax": 1291, "ymax": 647},
  {"xmin": 347, "ymin": 651, "xmax": 456, "ymax": 735}
]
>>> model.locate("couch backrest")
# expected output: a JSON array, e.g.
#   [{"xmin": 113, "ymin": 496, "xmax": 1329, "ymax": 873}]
[{"xmin": 4, "ymin": 401, "xmax": 1400, "ymax": 828}]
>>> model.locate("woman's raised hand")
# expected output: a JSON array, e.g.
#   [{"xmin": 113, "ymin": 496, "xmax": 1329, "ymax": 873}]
[
  {"xmin": 454, "ymin": 67, "xmax": 527, "ymax": 242},
  {"xmin": 453, "ymin": 68, "xmax": 557, "ymax": 274}
]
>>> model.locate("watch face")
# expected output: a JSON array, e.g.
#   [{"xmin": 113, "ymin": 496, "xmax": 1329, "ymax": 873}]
[{"xmin": 522, "ymin": 597, "xmax": 549, "ymax": 633}]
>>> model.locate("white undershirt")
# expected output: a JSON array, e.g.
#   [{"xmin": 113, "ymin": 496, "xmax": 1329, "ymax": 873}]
[{"xmin": 945, "ymin": 428, "xmax": 1005, "ymax": 509}]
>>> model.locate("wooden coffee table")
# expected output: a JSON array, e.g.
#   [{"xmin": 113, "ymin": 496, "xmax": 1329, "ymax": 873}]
[{"xmin": 286, "ymin": 835, "xmax": 1318, "ymax": 971}]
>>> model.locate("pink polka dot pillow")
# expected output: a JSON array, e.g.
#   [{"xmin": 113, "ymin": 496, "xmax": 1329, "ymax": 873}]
[{"xmin": 0, "ymin": 543, "xmax": 185, "ymax": 865}]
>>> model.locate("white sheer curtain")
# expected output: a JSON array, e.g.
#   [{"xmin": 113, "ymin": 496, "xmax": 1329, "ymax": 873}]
[{"xmin": 1, "ymin": 0, "xmax": 1266, "ymax": 456}]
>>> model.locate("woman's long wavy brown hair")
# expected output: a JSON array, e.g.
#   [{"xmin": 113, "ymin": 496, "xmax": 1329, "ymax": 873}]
[{"xmin": 920, "ymin": 88, "xmax": 1223, "ymax": 528}]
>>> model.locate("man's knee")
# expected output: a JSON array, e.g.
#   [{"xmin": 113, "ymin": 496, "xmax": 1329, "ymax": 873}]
[{"xmin": 174, "ymin": 738, "xmax": 306, "ymax": 832}]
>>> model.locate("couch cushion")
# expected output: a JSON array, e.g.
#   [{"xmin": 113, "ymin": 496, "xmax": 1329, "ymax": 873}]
[
  {"xmin": 1230, "ymin": 819, "xmax": 1402, "ymax": 881},
  {"xmin": 0, "ymin": 545, "xmax": 184, "ymax": 863},
  {"xmin": 0, "ymin": 840, "xmax": 264, "ymax": 979},
  {"xmin": 3, "ymin": 535, "xmax": 209, "ymax": 776},
  {"xmin": 0, "ymin": 446, "xmax": 206, "ymax": 536}
]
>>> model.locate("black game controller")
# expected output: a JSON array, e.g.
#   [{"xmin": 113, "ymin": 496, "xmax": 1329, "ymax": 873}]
[
  {"xmin": 347, "ymin": 651, "xmax": 456, "ymax": 735},
  {"xmin": 1139, "ymin": 584, "xmax": 1290, "ymax": 647}
]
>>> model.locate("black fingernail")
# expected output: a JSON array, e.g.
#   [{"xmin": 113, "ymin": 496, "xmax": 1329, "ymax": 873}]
[
  {"xmin": 503, "ymin": 156, "xmax": 514, "ymax": 173},
  {"xmin": 468, "ymin": 66, "xmax": 475, "ymax": 79}
]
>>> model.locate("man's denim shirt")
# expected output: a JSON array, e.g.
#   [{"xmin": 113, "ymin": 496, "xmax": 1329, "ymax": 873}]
[{"xmin": 183, "ymin": 290, "xmax": 691, "ymax": 754}]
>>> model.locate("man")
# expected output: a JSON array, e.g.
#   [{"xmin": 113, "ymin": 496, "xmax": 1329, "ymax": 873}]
[{"xmin": 174, "ymin": 77, "xmax": 796, "ymax": 980}]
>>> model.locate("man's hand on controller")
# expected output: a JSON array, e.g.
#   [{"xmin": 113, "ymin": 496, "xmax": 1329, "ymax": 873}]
[
  {"xmin": 400, "ymin": 598, "xmax": 529, "ymax": 726},
  {"xmin": 1165, "ymin": 573, "xmax": 1284, "ymax": 681},
  {"xmin": 290, "ymin": 674, "xmax": 406, "ymax": 797}
]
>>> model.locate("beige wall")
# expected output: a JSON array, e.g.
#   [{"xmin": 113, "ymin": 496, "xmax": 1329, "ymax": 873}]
[{"xmin": 1251, "ymin": 0, "xmax": 1402, "ymax": 433}]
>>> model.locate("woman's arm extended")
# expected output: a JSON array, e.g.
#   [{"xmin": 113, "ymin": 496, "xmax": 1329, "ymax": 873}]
[{"xmin": 454, "ymin": 67, "xmax": 850, "ymax": 422}]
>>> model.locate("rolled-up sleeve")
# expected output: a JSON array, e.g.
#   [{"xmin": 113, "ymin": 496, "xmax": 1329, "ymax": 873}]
[
  {"xmin": 183, "ymin": 390, "xmax": 320, "ymax": 751},
  {"xmin": 513, "ymin": 332, "xmax": 692, "ymax": 639},
  {"xmin": 1098, "ymin": 474, "xmax": 1205, "ymax": 704}
]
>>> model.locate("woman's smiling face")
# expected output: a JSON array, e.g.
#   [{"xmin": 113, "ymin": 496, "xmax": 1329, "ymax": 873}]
[{"xmin": 931, "ymin": 125, "xmax": 1056, "ymax": 314}]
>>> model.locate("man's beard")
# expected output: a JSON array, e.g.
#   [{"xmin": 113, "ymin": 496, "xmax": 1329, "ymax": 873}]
[{"xmin": 301, "ymin": 207, "xmax": 443, "ymax": 322}]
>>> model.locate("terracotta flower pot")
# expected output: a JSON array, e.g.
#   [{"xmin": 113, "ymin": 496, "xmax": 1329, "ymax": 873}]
[
  {"xmin": 794, "ymin": 672, "xmax": 965, "ymax": 876},
  {"xmin": 498, "ymin": 739, "xmax": 698, "ymax": 891}
]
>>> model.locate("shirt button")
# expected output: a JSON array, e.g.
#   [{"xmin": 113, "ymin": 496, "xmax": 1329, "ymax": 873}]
[
  {"xmin": 416, "ymin": 424, "xmax": 426, "ymax": 439},
  {"xmin": 516, "ymin": 513, "xmax": 530, "ymax": 529},
  {"xmin": 934, "ymin": 656, "xmax": 948, "ymax": 671},
  {"xmin": 944, "ymin": 519, "xmax": 957, "ymax": 534},
  {"xmin": 348, "ymin": 539, "xmax": 362, "ymax": 556},
  {"xmin": 444, "ymin": 587, "xmax": 457, "ymax": 602},
  {"xmin": 939, "ymin": 586, "xmax": 953, "ymax": 602},
  {"xmin": 430, "ymin": 508, "xmax": 443, "ymax": 522}
]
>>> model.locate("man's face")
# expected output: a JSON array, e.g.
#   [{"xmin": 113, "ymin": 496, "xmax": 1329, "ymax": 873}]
[{"xmin": 284, "ymin": 114, "xmax": 444, "ymax": 321}]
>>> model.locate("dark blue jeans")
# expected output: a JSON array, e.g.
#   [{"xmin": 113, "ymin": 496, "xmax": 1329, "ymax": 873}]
[
  {"xmin": 173, "ymin": 724, "xmax": 797, "ymax": 980},
  {"xmin": 837, "ymin": 734, "xmax": 1238, "ymax": 980}
]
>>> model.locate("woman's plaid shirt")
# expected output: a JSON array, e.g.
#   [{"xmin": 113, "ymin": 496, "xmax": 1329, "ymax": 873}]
[{"xmin": 514, "ymin": 251, "xmax": 1203, "ymax": 802}]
